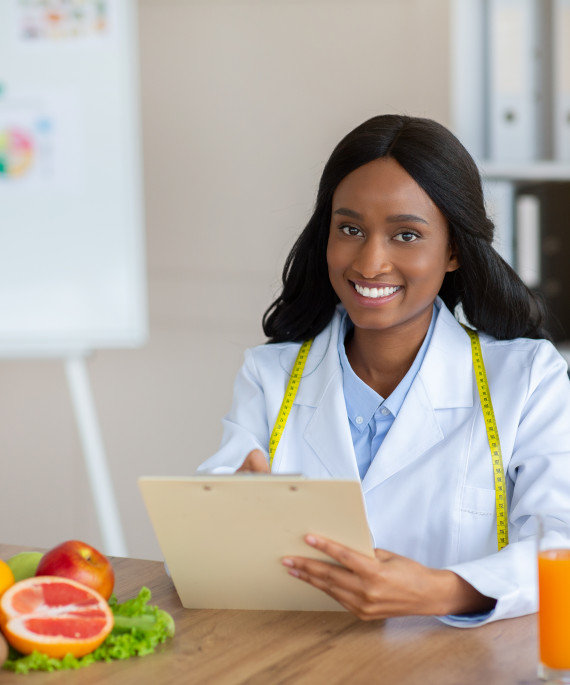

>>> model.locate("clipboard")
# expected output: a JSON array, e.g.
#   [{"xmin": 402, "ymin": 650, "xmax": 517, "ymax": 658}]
[{"xmin": 138, "ymin": 475, "xmax": 374, "ymax": 611}]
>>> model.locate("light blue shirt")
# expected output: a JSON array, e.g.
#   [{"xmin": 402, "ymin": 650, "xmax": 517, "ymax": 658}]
[{"xmin": 337, "ymin": 306, "xmax": 438, "ymax": 480}]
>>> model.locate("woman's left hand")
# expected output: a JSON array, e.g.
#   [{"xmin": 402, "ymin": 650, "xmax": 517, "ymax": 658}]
[{"xmin": 282, "ymin": 535, "xmax": 495, "ymax": 620}]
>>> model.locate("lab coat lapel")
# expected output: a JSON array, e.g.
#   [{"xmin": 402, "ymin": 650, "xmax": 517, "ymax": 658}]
[
  {"xmin": 288, "ymin": 307, "xmax": 360, "ymax": 480},
  {"xmin": 361, "ymin": 303, "xmax": 475, "ymax": 493},
  {"xmin": 361, "ymin": 376, "xmax": 443, "ymax": 493},
  {"xmin": 303, "ymin": 371, "xmax": 360, "ymax": 479}
]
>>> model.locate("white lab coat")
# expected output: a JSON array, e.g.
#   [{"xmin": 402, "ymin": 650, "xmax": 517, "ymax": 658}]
[{"xmin": 198, "ymin": 298, "xmax": 570, "ymax": 626}]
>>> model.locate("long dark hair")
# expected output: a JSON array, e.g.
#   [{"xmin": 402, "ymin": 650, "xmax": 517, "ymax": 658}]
[{"xmin": 263, "ymin": 114, "xmax": 548, "ymax": 342}]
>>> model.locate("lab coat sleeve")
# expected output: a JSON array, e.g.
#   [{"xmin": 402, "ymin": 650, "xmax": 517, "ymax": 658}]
[
  {"xmin": 441, "ymin": 341, "xmax": 570, "ymax": 627},
  {"xmin": 196, "ymin": 349, "xmax": 271, "ymax": 473}
]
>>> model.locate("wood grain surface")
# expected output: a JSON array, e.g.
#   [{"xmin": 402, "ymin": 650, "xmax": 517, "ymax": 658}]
[{"xmin": 0, "ymin": 543, "xmax": 540, "ymax": 684}]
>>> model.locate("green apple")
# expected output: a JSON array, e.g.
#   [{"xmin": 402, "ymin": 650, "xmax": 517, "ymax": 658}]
[{"xmin": 6, "ymin": 551, "xmax": 44, "ymax": 582}]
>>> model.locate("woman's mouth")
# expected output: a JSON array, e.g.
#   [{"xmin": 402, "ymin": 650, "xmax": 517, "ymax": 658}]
[{"xmin": 353, "ymin": 283, "xmax": 402, "ymax": 299}]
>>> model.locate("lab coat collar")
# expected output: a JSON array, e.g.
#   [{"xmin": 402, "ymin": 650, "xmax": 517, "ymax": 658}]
[
  {"xmin": 418, "ymin": 299, "xmax": 475, "ymax": 409},
  {"xmin": 362, "ymin": 304, "xmax": 475, "ymax": 491},
  {"xmin": 283, "ymin": 298, "xmax": 476, "ymax": 482},
  {"xmin": 293, "ymin": 298, "xmax": 474, "ymax": 410}
]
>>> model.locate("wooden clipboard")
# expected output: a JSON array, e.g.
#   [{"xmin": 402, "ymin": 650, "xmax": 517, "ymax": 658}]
[{"xmin": 138, "ymin": 475, "xmax": 374, "ymax": 611}]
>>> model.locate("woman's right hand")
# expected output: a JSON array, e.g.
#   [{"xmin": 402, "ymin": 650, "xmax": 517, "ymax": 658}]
[{"xmin": 236, "ymin": 448, "xmax": 270, "ymax": 473}]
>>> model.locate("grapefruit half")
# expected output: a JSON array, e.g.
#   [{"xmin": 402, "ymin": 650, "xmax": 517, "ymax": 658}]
[{"xmin": 0, "ymin": 576, "xmax": 113, "ymax": 658}]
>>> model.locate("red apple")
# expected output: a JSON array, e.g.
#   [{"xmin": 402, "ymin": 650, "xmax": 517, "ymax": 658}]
[{"xmin": 35, "ymin": 540, "xmax": 115, "ymax": 600}]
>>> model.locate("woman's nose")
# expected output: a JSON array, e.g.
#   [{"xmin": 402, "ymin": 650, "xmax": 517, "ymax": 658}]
[{"xmin": 353, "ymin": 238, "xmax": 392, "ymax": 278}]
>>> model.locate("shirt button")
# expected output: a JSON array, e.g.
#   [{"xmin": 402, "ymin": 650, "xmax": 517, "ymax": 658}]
[
  {"xmin": 355, "ymin": 416, "xmax": 364, "ymax": 424},
  {"xmin": 381, "ymin": 407, "xmax": 390, "ymax": 416}
]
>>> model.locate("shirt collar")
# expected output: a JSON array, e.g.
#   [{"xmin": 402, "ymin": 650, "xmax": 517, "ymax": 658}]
[{"xmin": 337, "ymin": 306, "xmax": 438, "ymax": 431}]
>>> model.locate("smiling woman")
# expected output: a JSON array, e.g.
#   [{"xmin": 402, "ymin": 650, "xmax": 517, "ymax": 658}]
[{"xmin": 197, "ymin": 114, "xmax": 570, "ymax": 629}]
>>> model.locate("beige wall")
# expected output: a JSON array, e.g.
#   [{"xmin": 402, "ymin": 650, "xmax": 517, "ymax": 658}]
[{"xmin": 0, "ymin": 0, "xmax": 451, "ymax": 560}]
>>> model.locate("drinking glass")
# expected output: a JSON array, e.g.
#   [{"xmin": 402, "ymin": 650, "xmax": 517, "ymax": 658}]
[{"xmin": 538, "ymin": 514, "xmax": 570, "ymax": 684}]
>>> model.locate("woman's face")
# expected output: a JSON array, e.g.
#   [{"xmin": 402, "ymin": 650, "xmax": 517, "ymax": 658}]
[{"xmin": 326, "ymin": 157, "xmax": 459, "ymax": 337}]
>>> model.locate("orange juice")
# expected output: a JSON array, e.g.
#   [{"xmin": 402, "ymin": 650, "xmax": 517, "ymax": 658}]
[{"xmin": 538, "ymin": 548, "xmax": 570, "ymax": 669}]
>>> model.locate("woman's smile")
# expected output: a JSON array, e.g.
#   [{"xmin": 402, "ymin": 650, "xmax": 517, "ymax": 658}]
[{"xmin": 352, "ymin": 282, "xmax": 402, "ymax": 301}]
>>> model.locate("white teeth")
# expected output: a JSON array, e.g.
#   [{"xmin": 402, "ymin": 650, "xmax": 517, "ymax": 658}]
[{"xmin": 354, "ymin": 284, "xmax": 400, "ymax": 298}]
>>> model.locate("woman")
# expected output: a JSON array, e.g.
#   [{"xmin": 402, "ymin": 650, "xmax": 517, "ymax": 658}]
[{"xmin": 198, "ymin": 115, "xmax": 570, "ymax": 626}]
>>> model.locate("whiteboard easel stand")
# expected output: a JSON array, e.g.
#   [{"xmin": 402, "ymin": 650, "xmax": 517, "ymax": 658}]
[
  {"xmin": 64, "ymin": 355, "xmax": 127, "ymax": 558},
  {"xmin": 0, "ymin": 0, "xmax": 141, "ymax": 560}
]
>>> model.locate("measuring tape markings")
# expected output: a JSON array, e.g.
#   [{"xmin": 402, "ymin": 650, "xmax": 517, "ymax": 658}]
[
  {"xmin": 268, "ymin": 338, "xmax": 313, "ymax": 469},
  {"xmin": 463, "ymin": 326, "xmax": 509, "ymax": 551}
]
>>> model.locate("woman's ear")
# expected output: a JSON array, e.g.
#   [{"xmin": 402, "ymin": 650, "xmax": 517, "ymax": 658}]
[{"xmin": 446, "ymin": 240, "xmax": 460, "ymax": 273}]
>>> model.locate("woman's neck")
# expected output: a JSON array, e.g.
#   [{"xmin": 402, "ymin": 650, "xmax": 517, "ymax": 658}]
[{"xmin": 345, "ymin": 317, "xmax": 431, "ymax": 398}]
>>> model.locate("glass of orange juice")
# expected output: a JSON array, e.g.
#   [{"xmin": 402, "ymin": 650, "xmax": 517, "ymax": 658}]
[{"xmin": 538, "ymin": 514, "xmax": 570, "ymax": 683}]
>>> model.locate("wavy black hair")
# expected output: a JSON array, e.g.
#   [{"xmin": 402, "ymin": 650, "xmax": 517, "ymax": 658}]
[{"xmin": 262, "ymin": 114, "xmax": 548, "ymax": 342}]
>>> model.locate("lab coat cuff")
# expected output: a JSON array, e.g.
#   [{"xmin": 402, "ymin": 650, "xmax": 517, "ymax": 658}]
[{"xmin": 442, "ymin": 558, "xmax": 536, "ymax": 625}]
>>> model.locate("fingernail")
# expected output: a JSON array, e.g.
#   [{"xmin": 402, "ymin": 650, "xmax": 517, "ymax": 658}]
[
  {"xmin": 306, "ymin": 535, "xmax": 317, "ymax": 546},
  {"xmin": 289, "ymin": 569, "xmax": 300, "ymax": 578},
  {"xmin": 282, "ymin": 558, "xmax": 294, "ymax": 567}
]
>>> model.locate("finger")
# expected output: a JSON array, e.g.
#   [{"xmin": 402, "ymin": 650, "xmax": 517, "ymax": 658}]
[
  {"xmin": 289, "ymin": 566, "xmax": 358, "ymax": 606},
  {"xmin": 236, "ymin": 449, "xmax": 270, "ymax": 473},
  {"xmin": 282, "ymin": 556, "xmax": 366, "ymax": 599},
  {"xmin": 285, "ymin": 563, "xmax": 382, "ymax": 619},
  {"xmin": 301, "ymin": 535, "xmax": 380, "ymax": 576},
  {"xmin": 374, "ymin": 548, "xmax": 396, "ymax": 562},
  {"xmin": 246, "ymin": 449, "xmax": 270, "ymax": 472},
  {"xmin": 284, "ymin": 555, "xmax": 354, "ymax": 584}
]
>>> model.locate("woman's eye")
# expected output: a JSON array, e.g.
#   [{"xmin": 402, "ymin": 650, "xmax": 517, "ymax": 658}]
[
  {"xmin": 340, "ymin": 225, "xmax": 363, "ymax": 237},
  {"xmin": 395, "ymin": 231, "xmax": 419, "ymax": 243}
]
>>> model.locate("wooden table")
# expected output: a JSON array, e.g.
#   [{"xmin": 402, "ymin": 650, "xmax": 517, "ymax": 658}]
[{"xmin": 0, "ymin": 543, "xmax": 540, "ymax": 684}]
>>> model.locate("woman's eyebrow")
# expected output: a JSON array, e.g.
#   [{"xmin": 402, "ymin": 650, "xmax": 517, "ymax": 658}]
[
  {"xmin": 333, "ymin": 208, "xmax": 429, "ymax": 225},
  {"xmin": 333, "ymin": 207, "xmax": 364, "ymax": 220},
  {"xmin": 386, "ymin": 213, "xmax": 428, "ymax": 225}
]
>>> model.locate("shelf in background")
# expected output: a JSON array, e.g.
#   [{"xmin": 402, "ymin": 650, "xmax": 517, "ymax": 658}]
[{"xmin": 480, "ymin": 162, "xmax": 570, "ymax": 182}]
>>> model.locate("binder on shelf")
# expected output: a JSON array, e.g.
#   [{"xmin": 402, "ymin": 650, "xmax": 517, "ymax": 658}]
[
  {"xmin": 514, "ymin": 182, "xmax": 570, "ymax": 342},
  {"xmin": 515, "ymin": 194, "xmax": 541, "ymax": 288},
  {"xmin": 483, "ymin": 179, "xmax": 515, "ymax": 266},
  {"xmin": 553, "ymin": 0, "xmax": 570, "ymax": 161},
  {"xmin": 487, "ymin": 0, "xmax": 546, "ymax": 161}
]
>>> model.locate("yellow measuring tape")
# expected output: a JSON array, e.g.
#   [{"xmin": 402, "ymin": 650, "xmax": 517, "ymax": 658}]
[
  {"xmin": 462, "ymin": 326, "xmax": 509, "ymax": 550},
  {"xmin": 269, "ymin": 327, "xmax": 508, "ymax": 551},
  {"xmin": 268, "ymin": 339, "xmax": 313, "ymax": 469}
]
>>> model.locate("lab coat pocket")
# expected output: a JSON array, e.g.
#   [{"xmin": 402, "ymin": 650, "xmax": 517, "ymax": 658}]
[
  {"xmin": 461, "ymin": 486, "xmax": 496, "ymax": 516},
  {"xmin": 458, "ymin": 486, "xmax": 498, "ymax": 559}
]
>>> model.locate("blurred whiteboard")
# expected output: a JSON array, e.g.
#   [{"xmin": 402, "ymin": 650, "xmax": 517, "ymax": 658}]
[{"xmin": 0, "ymin": 0, "xmax": 146, "ymax": 356}]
